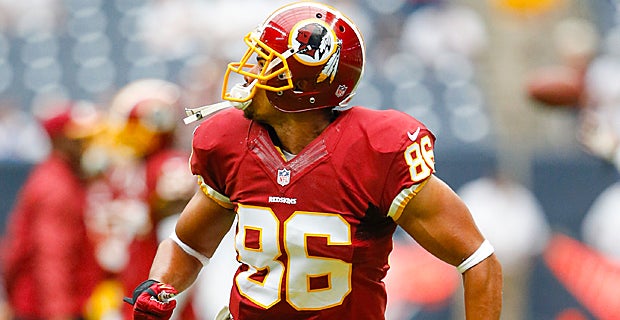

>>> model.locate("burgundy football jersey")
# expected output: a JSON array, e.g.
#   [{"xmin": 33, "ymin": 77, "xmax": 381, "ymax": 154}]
[{"xmin": 190, "ymin": 106, "xmax": 435, "ymax": 319}]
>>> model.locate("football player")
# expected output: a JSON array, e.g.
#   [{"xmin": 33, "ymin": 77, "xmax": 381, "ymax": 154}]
[
  {"xmin": 125, "ymin": 2, "xmax": 503, "ymax": 319},
  {"xmin": 83, "ymin": 79, "xmax": 197, "ymax": 319}
]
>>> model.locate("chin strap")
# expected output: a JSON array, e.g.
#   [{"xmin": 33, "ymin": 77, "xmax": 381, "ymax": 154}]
[
  {"xmin": 184, "ymin": 81, "xmax": 257, "ymax": 125},
  {"xmin": 183, "ymin": 101, "xmax": 235, "ymax": 125}
]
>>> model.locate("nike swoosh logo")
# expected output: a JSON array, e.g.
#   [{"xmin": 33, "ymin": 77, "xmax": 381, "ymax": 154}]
[{"xmin": 407, "ymin": 127, "xmax": 421, "ymax": 141}]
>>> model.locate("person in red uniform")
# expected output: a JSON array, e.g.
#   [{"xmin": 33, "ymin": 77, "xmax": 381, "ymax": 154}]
[
  {"xmin": 125, "ymin": 2, "xmax": 503, "ymax": 319},
  {"xmin": 83, "ymin": 79, "xmax": 197, "ymax": 319},
  {"xmin": 1, "ymin": 102, "xmax": 104, "ymax": 319}
]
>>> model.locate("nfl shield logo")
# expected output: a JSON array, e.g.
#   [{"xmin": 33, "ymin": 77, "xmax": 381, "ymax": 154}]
[
  {"xmin": 277, "ymin": 168, "xmax": 291, "ymax": 186},
  {"xmin": 335, "ymin": 84, "xmax": 347, "ymax": 98}
]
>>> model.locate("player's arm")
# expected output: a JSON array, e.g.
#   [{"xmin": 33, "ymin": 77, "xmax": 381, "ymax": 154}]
[
  {"xmin": 125, "ymin": 189, "xmax": 235, "ymax": 319},
  {"xmin": 394, "ymin": 175, "xmax": 503, "ymax": 319},
  {"xmin": 149, "ymin": 189, "xmax": 236, "ymax": 291}
]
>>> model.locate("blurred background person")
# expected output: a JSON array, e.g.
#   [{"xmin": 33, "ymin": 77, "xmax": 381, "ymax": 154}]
[
  {"xmin": 578, "ymin": 0, "xmax": 620, "ymax": 272},
  {"xmin": 576, "ymin": 22, "xmax": 620, "ymax": 172},
  {"xmin": 82, "ymin": 79, "xmax": 197, "ymax": 320},
  {"xmin": 570, "ymin": 10, "xmax": 620, "ymax": 317},
  {"xmin": 0, "ymin": 101, "xmax": 105, "ymax": 320}
]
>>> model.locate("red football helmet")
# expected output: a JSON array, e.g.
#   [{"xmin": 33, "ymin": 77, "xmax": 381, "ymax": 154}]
[
  {"xmin": 222, "ymin": 1, "xmax": 365, "ymax": 112},
  {"xmin": 106, "ymin": 78, "xmax": 182, "ymax": 158}
]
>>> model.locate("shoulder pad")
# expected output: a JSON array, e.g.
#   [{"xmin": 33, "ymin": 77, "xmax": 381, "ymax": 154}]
[
  {"xmin": 346, "ymin": 108, "xmax": 434, "ymax": 153},
  {"xmin": 192, "ymin": 108, "xmax": 249, "ymax": 150}
]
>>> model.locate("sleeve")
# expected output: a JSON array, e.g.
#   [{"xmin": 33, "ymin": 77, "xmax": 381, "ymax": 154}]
[
  {"xmin": 190, "ymin": 123, "xmax": 234, "ymax": 209},
  {"xmin": 382, "ymin": 123, "xmax": 436, "ymax": 221}
]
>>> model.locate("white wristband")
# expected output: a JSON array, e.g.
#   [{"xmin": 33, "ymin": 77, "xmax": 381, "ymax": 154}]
[
  {"xmin": 456, "ymin": 239, "xmax": 494, "ymax": 274},
  {"xmin": 169, "ymin": 231, "xmax": 210, "ymax": 266}
]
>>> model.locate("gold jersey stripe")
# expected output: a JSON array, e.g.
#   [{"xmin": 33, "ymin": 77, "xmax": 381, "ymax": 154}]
[
  {"xmin": 387, "ymin": 178, "xmax": 429, "ymax": 221},
  {"xmin": 197, "ymin": 175, "xmax": 234, "ymax": 209}
]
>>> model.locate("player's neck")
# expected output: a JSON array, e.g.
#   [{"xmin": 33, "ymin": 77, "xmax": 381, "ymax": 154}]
[{"xmin": 270, "ymin": 109, "xmax": 336, "ymax": 155}]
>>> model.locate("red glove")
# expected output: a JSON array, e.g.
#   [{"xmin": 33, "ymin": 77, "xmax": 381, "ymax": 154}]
[{"xmin": 124, "ymin": 279, "xmax": 178, "ymax": 320}]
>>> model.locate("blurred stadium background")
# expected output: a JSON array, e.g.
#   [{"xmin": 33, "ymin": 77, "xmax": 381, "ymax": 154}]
[{"xmin": 1, "ymin": 0, "xmax": 620, "ymax": 319}]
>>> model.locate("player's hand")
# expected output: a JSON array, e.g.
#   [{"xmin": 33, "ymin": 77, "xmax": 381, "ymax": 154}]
[{"xmin": 123, "ymin": 279, "xmax": 178, "ymax": 320}]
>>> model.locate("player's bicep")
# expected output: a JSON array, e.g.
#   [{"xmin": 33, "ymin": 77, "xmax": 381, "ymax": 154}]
[
  {"xmin": 175, "ymin": 189, "xmax": 236, "ymax": 259},
  {"xmin": 394, "ymin": 175, "xmax": 486, "ymax": 267},
  {"xmin": 383, "ymin": 128, "xmax": 436, "ymax": 218}
]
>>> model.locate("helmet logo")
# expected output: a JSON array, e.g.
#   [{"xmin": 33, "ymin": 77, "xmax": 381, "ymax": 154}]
[
  {"xmin": 291, "ymin": 20, "xmax": 335, "ymax": 64},
  {"xmin": 290, "ymin": 19, "xmax": 341, "ymax": 84}
]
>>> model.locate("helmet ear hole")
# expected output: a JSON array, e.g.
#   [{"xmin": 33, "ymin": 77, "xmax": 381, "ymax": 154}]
[{"xmin": 294, "ymin": 80, "xmax": 309, "ymax": 92}]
